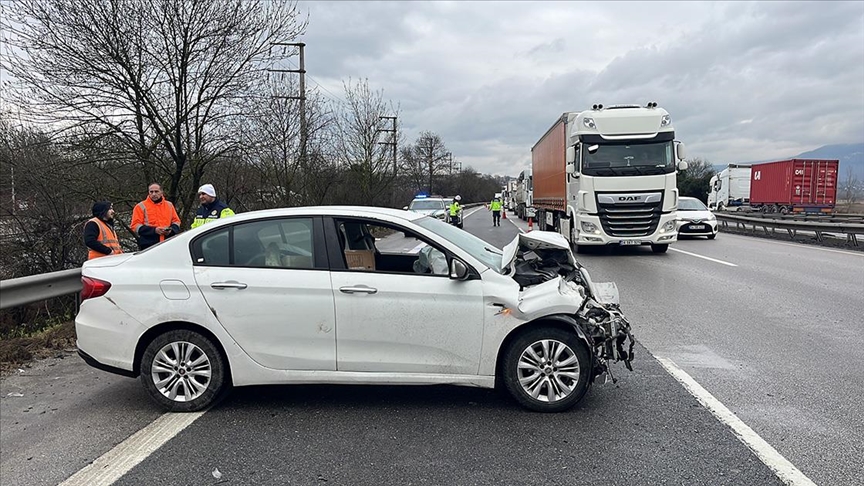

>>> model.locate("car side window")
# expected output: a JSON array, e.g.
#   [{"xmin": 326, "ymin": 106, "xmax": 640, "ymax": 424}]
[
  {"xmin": 233, "ymin": 218, "xmax": 315, "ymax": 269},
  {"xmin": 196, "ymin": 228, "xmax": 230, "ymax": 266},
  {"xmin": 335, "ymin": 219, "xmax": 448, "ymax": 276}
]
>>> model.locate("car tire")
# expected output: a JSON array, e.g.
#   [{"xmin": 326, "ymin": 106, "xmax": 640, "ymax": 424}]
[
  {"xmin": 502, "ymin": 327, "xmax": 592, "ymax": 412},
  {"xmin": 140, "ymin": 329, "xmax": 227, "ymax": 412},
  {"xmin": 651, "ymin": 243, "xmax": 669, "ymax": 253}
]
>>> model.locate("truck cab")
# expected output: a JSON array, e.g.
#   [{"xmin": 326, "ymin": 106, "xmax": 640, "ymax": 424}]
[{"xmin": 534, "ymin": 104, "xmax": 688, "ymax": 253}]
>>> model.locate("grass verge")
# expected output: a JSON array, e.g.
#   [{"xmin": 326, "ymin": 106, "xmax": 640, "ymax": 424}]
[{"xmin": 0, "ymin": 321, "xmax": 76, "ymax": 375}]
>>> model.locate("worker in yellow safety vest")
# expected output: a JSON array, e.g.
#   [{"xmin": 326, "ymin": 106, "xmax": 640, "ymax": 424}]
[
  {"xmin": 489, "ymin": 197, "xmax": 503, "ymax": 226},
  {"xmin": 449, "ymin": 195, "xmax": 462, "ymax": 225},
  {"xmin": 83, "ymin": 201, "xmax": 123, "ymax": 260}
]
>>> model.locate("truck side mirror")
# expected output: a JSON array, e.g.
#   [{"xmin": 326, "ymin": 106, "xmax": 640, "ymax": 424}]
[
  {"xmin": 566, "ymin": 146, "xmax": 576, "ymax": 163},
  {"xmin": 566, "ymin": 164, "xmax": 578, "ymax": 175},
  {"xmin": 677, "ymin": 160, "xmax": 689, "ymax": 171},
  {"xmin": 675, "ymin": 142, "xmax": 687, "ymax": 161}
]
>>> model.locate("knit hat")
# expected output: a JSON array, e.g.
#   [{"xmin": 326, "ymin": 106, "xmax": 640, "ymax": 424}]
[
  {"xmin": 91, "ymin": 201, "xmax": 112, "ymax": 219},
  {"xmin": 198, "ymin": 184, "xmax": 216, "ymax": 197}
]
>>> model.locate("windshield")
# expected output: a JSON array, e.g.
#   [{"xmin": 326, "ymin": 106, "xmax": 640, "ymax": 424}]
[
  {"xmin": 409, "ymin": 200, "xmax": 446, "ymax": 210},
  {"xmin": 581, "ymin": 141, "xmax": 674, "ymax": 176},
  {"xmin": 679, "ymin": 198, "xmax": 709, "ymax": 211},
  {"xmin": 415, "ymin": 216, "xmax": 503, "ymax": 273}
]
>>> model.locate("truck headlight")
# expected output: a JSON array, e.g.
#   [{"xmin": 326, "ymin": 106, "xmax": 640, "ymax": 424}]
[
  {"xmin": 581, "ymin": 221, "xmax": 600, "ymax": 234},
  {"xmin": 661, "ymin": 220, "xmax": 676, "ymax": 232}
]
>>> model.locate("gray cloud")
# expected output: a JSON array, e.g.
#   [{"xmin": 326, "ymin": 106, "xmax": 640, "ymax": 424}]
[{"xmin": 300, "ymin": 1, "xmax": 864, "ymax": 175}]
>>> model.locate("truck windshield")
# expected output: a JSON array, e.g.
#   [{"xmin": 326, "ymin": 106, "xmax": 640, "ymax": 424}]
[{"xmin": 581, "ymin": 141, "xmax": 674, "ymax": 176}]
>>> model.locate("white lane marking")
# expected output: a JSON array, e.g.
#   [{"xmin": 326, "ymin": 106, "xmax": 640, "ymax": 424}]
[
  {"xmin": 59, "ymin": 411, "xmax": 206, "ymax": 486},
  {"xmin": 507, "ymin": 216, "xmax": 526, "ymax": 233},
  {"xmin": 669, "ymin": 247, "xmax": 738, "ymax": 266},
  {"xmin": 657, "ymin": 357, "xmax": 816, "ymax": 486}
]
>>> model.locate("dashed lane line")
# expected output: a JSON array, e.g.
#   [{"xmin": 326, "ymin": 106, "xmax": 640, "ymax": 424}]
[
  {"xmin": 669, "ymin": 247, "xmax": 738, "ymax": 266},
  {"xmin": 657, "ymin": 357, "xmax": 816, "ymax": 486}
]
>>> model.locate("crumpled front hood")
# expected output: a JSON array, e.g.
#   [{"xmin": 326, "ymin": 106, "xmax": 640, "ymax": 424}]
[{"xmin": 501, "ymin": 231, "xmax": 576, "ymax": 272}]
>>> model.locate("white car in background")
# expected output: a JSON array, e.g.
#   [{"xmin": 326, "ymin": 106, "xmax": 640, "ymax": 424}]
[
  {"xmin": 76, "ymin": 207, "xmax": 634, "ymax": 413},
  {"xmin": 676, "ymin": 197, "xmax": 718, "ymax": 239},
  {"xmin": 404, "ymin": 196, "xmax": 449, "ymax": 221}
]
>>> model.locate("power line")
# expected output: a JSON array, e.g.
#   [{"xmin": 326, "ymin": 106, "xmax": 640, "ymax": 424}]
[{"xmin": 280, "ymin": 56, "xmax": 348, "ymax": 108}]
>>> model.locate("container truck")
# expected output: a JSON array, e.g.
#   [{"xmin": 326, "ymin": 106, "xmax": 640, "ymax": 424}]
[
  {"xmin": 750, "ymin": 159, "xmax": 839, "ymax": 214},
  {"xmin": 531, "ymin": 103, "xmax": 688, "ymax": 253},
  {"xmin": 515, "ymin": 169, "xmax": 536, "ymax": 220},
  {"xmin": 707, "ymin": 164, "xmax": 752, "ymax": 211}
]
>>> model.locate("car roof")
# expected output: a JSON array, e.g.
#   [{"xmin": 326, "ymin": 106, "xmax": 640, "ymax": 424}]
[{"xmin": 200, "ymin": 206, "xmax": 426, "ymax": 226}]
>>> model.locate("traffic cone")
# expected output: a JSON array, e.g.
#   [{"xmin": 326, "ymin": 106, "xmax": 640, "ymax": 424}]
[
  {"xmin": 502, "ymin": 209, "xmax": 507, "ymax": 219},
  {"xmin": 528, "ymin": 217, "xmax": 533, "ymax": 231}
]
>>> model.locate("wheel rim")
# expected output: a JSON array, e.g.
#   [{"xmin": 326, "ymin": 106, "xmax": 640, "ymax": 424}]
[
  {"xmin": 151, "ymin": 341, "xmax": 212, "ymax": 402},
  {"xmin": 517, "ymin": 339, "xmax": 580, "ymax": 403}
]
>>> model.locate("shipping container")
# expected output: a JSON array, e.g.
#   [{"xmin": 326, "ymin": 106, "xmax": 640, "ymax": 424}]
[
  {"xmin": 531, "ymin": 114, "xmax": 568, "ymax": 212},
  {"xmin": 749, "ymin": 159, "xmax": 838, "ymax": 213}
]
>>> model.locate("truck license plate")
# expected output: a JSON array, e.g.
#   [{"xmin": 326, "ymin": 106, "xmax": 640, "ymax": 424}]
[
  {"xmin": 690, "ymin": 224, "xmax": 705, "ymax": 230},
  {"xmin": 619, "ymin": 240, "xmax": 641, "ymax": 246}
]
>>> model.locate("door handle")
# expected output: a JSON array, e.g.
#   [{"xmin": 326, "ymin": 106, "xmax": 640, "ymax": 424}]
[
  {"xmin": 211, "ymin": 281, "xmax": 248, "ymax": 290},
  {"xmin": 339, "ymin": 286, "xmax": 377, "ymax": 295}
]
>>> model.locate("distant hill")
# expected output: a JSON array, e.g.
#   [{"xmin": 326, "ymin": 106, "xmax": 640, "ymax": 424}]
[{"xmin": 713, "ymin": 143, "xmax": 864, "ymax": 180}]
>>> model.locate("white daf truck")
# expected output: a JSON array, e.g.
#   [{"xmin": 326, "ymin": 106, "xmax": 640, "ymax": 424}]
[
  {"xmin": 514, "ymin": 169, "xmax": 536, "ymax": 221},
  {"xmin": 532, "ymin": 103, "xmax": 688, "ymax": 253}
]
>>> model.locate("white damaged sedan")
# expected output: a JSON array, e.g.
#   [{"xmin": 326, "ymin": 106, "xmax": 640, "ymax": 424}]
[{"xmin": 76, "ymin": 207, "xmax": 634, "ymax": 412}]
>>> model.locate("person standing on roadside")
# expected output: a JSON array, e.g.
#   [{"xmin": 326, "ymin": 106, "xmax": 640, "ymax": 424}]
[
  {"xmin": 84, "ymin": 201, "xmax": 122, "ymax": 260},
  {"xmin": 131, "ymin": 183, "xmax": 181, "ymax": 250},
  {"xmin": 191, "ymin": 184, "xmax": 235, "ymax": 228},
  {"xmin": 489, "ymin": 196, "xmax": 503, "ymax": 226}
]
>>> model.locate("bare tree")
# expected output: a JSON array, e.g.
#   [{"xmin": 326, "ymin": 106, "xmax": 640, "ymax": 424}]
[
  {"xmin": 839, "ymin": 166, "xmax": 861, "ymax": 211},
  {"xmin": 409, "ymin": 131, "xmax": 450, "ymax": 195},
  {"xmin": 332, "ymin": 78, "xmax": 400, "ymax": 205},
  {"xmin": 2, "ymin": 0, "xmax": 308, "ymax": 224}
]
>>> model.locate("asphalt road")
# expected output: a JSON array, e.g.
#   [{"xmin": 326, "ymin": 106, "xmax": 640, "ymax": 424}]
[{"xmin": 2, "ymin": 207, "xmax": 861, "ymax": 485}]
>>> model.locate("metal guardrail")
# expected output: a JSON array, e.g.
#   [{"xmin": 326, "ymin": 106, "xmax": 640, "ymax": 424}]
[
  {"xmin": 0, "ymin": 268, "xmax": 83, "ymax": 310},
  {"xmin": 715, "ymin": 213, "xmax": 864, "ymax": 246},
  {"xmin": 0, "ymin": 203, "xmax": 492, "ymax": 310}
]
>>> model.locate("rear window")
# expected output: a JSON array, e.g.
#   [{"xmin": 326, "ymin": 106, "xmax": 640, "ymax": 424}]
[{"xmin": 409, "ymin": 199, "xmax": 446, "ymax": 210}]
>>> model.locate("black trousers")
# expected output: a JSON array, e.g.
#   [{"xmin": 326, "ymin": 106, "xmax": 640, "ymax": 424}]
[{"xmin": 492, "ymin": 210, "xmax": 501, "ymax": 225}]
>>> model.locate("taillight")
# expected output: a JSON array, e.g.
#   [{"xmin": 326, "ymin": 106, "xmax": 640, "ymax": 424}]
[{"xmin": 81, "ymin": 276, "xmax": 112, "ymax": 301}]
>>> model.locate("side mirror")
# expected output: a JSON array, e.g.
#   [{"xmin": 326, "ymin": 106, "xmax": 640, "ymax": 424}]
[
  {"xmin": 402, "ymin": 206, "xmax": 408, "ymax": 210},
  {"xmin": 677, "ymin": 160, "xmax": 689, "ymax": 171},
  {"xmin": 449, "ymin": 259, "xmax": 469, "ymax": 280},
  {"xmin": 566, "ymin": 146, "xmax": 576, "ymax": 164},
  {"xmin": 675, "ymin": 142, "xmax": 687, "ymax": 161}
]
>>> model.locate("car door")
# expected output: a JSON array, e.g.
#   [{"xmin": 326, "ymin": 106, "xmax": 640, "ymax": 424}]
[
  {"xmin": 327, "ymin": 217, "xmax": 485, "ymax": 375},
  {"xmin": 192, "ymin": 216, "xmax": 336, "ymax": 370}
]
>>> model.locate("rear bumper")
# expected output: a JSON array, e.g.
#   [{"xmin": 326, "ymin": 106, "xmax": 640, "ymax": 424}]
[{"xmin": 77, "ymin": 348, "xmax": 136, "ymax": 378}]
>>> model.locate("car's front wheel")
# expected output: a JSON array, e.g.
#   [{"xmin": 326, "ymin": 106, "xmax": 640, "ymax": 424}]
[
  {"xmin": 140, "ymin": 329, "xmax": 227, "ymax": 412},
  {"xmin": 502, "ymin": 328, "xmax": 592, "ymax": 412}
]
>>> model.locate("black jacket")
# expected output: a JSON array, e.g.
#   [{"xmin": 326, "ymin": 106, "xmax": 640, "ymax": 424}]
[{"xmin": 84, "ymin": 219, "xmax": 117, "ymax": 256}]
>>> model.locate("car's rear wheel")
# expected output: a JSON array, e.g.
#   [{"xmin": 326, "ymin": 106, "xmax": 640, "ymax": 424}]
[
  {"xmin": 502, "ymin": 328, "xmax": 591, "ymax": 412},
  {"xmin": 140, "ymin": 329, "xmax": 227, "ymax": 412}
]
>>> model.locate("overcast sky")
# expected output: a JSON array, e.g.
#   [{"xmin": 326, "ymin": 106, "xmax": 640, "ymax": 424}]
[{"xmin": 295, "ymin": 0, "xmax": 864, "ymax": 177}]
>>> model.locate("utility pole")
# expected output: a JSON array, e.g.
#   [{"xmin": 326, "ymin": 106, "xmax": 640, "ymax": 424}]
[
  {"xmin": 447, "ymin": 152, "xmax": 453, "ymax": 175},
  {"xmin": 267, "ymin": 42, "xmax": 307, "ymax": 182},
  {"xmin": 428, "ymin": 137, "xmax": 434, "ymax": 194},
  {"xmin": 376, "ymin": 116, "xmax": 397, "ymax": 206}
]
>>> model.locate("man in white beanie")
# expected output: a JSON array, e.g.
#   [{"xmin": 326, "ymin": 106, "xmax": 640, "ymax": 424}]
[{"xmin": 191, "ymin": 183, "xmax": 235, "ymax": 228}]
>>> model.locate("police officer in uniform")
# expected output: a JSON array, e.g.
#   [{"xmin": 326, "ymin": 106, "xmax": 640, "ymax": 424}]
[{"xmin": 191, "ymin": 184, "xmax": 235, "ymax": 228}]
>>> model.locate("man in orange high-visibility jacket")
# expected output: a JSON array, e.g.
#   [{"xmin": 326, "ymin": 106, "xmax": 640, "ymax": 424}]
[
  {"xmin": 131, "ymin": 183, "xmax": 181, "ymax": 250},
  {"xmin": 84, "ymin": 201, "xmax": 123, "ymax": 260}
]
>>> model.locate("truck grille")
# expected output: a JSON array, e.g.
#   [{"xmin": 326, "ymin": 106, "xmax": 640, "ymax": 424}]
[{"xmin": 596, "ymin": 193, "xmax": 663, "ymax": 237}]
